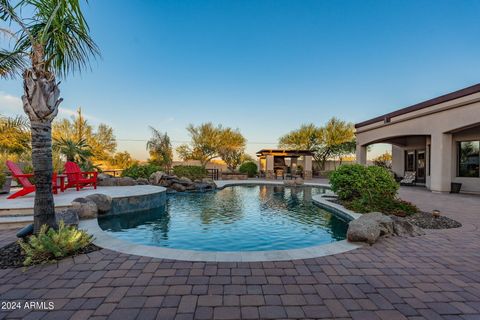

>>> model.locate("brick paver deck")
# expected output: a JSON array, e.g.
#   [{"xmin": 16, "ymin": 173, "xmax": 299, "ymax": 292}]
[{"xmin": 0, "ymin": 187, "xmax": 479, "ymax": 319}]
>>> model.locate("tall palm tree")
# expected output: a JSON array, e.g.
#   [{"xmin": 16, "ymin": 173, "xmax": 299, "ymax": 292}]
[{"xmin": 0, "ymin": 0, "xmax": 99, "ymax": 233}]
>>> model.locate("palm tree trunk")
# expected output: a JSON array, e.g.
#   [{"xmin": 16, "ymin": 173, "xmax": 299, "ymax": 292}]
[
  {"xmin": 30, "ymin": 120, "xmax": 56, "ymax": 232},
  {"xmin": 22, "ymin": 67, "xmax": 62, "ymax": 233}
]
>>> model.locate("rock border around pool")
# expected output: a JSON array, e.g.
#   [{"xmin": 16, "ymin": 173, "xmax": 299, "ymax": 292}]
[{"xmin": 79, "ymin": 180, "xmax": 364, "ymax": 262}]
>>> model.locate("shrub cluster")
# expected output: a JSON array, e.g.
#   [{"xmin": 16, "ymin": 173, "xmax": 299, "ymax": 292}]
[
  {"xmin": 121, "ymin": 163, "xmax": 162, "ymax": 179},
  {"xmin": 329, "ymin": 164, "xmax": 417, "ymax": 215},
  {"xmin": 172, "ymin": 165, "xmax": 208, "ymax": 181},
  {"xmin": 19, "ymin": 222, "xmax": 92, "ymax": 266},
  {"xmin": 238, "ymin": 161, "xmax": 258, "ymax": 177}
]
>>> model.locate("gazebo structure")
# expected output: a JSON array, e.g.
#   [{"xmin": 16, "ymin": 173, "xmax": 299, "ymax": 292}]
[{"xmin": 256, "ymin": 149, "xmax": 314, "ymax": 180}]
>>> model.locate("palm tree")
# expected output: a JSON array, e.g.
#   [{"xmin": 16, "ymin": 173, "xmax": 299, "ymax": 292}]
[
  {"xmin": 53, "ymin": 137, "xmax": 93, "ymax": 164},
  {"xmin": 0, "ymin": 0, "xmax": 99, "ymax": 233},
  {"xmin": 146, "ymin": 127, "xmax": 173, "ymax": 170}
]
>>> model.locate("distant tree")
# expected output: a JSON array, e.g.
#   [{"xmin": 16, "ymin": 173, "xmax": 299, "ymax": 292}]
[
  {"xmin": 278, "ymin": 118, "xmax": 355, "ymax": 170},
  {"xmin": 278, "ymin": 123, "xmax": 324, "ymax": 151},
  {"xmin": 90, "ymin": 124, "xmax": 116, "ymax": 161},
  {"xmin": 146, "ymin": 127, "xmax": 173, "ymax": 169},
  {"xmin": 176, "ymin": 123, "xmax": 223, "ymax": 167},
  {"xmin": 218, "ymin": 128, "xmax": 246, "ymax": 172},
  {"xmin": 110, "ymin": 151, "xmax": 136, "ymax": 169},
  {"xmin": 53, "ymin": 108, "xmax": 116, "ymax": 161},
  {"xmin": 373, "ymin": 152, "xmax": 393, "ymax": 169},
  {"xmin": 0, "ymin": 114, "xmax": 30, "ymax": 155},
  {"xmin": 177, "ymin": 123, "xmax": 247, "ymax": 169}
]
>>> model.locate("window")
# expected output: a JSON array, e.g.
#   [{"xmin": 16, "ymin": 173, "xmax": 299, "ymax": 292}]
[
  {"xmin": 405, "ymin": 151, "xmax": 415, "ymax": 171},
  {"xmin": 458, "ymin": 141, "xmax": 480, "ymax": 177},
  {"xmin": 427, "ymin": 144, "xmax": 431, "ymax": 176}
]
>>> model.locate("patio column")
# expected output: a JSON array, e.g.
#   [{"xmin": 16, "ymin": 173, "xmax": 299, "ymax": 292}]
[
  {"xmin": 304, "ymin": 155, "xmax": 312, "ymax": 179},
  {"xmin": 430, "ymin": 132, "xmax": 453, "ymax": 192},
  {"xmin": 290, "ymin": 157, "xmax": 297, "ymax": 175},
  {"xmin": 356, "ymin": 144, "xmax": 367, "ymax": 165},
  {"xmin": 266, "ymin": 155, "xmax": 274, "ymax": 179}
]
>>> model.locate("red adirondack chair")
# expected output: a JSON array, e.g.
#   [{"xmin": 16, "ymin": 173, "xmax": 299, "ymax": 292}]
[
  {"xmin": 64, "ymin": 161, "xmax": 98, "ymax": 191},
  {"xmin": 6, "ymin": 161, "xmax": 58, "ymax": 199}
]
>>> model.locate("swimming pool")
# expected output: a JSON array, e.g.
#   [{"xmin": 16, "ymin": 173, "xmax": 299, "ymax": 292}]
[{"xmin": 98, "ymin": 185, "xmax": 348, "ymax": 252}]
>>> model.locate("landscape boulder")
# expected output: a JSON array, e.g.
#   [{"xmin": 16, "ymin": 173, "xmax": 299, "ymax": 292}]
[
  {"xmin": 71, "ymin": 198, "xmax": 98, "ymax": 220},
  {"xmin": 97, "ymin": 177, "xmax": 116, "ymax": 187},
  {"xmin": 171, "ymin": 183, "xmax": 187, "ymax": 192},
  {"xmin": 86, "ymin": 194, "xmax": 112, "ymax": 213},
  {"xmin": 55, "ymin": 208, "xmax": 80, "ymax": 226},
  {"xmin": 149, "ymin": 171, "xmax": 165, "ymax": 185},
  {"xmin": 117, "ymin": 177, "xmax": 137, "ymax": 186},
  {"xmin": 347, "ymin": 212, "xmax": 394, "ymax": 245},
  {"xmin": 136, "ymin": 178, "xmax": 149, "ymax": 185}
]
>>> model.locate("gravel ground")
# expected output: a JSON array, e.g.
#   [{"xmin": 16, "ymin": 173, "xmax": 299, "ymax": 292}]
[
  {"xmin": 406, "ymin": 211, "xmax": 462, "ymax": 229},
  {"xmin": 0, "ymin": 242, "xmax": 100, "ymax": 269}
]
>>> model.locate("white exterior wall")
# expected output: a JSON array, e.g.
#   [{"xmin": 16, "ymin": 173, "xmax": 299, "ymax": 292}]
[{"xmin": 356, "ymin": 92, "xmax": 480, "ymax": 193}]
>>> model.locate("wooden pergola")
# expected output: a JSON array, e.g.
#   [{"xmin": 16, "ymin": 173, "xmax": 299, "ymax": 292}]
[{"xmin": 256, "ymin": 149, "xmax": 314, "ymax": 180}]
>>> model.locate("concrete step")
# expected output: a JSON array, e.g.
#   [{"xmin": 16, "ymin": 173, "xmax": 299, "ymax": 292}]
[{"xmin": 0, "ymin": 215, "xmax": 32, "ymax": 230}]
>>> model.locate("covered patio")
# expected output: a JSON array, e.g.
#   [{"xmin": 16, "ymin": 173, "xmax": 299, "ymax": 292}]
[
  {"xmin": 356, "ymin": 84, "xmax": 480, "ymax": 193},
  {"xmin": 256, "ymin": 149, "xmax": 314, "ymax": 180}
]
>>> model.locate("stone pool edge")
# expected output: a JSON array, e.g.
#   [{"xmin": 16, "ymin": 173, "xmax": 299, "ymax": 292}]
[{"xmin": 79, "ymin": 180, "xmax": 364, "ymax": 262}]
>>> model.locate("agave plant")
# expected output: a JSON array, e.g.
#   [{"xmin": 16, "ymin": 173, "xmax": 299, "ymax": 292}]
[{"xmin": 0, "ymin": 0, "xmax": 99, "ymax": 233}]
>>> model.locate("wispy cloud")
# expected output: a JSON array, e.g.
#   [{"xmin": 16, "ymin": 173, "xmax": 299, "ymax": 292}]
[{"xmin": 0, "ymin": 91, "xmax": 100, "ymax": 122}]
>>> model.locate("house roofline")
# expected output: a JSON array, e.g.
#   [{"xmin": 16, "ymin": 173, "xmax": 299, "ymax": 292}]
[{"xmin": 355, "ymin": 83, "xmax": 480, "ymax": 129}]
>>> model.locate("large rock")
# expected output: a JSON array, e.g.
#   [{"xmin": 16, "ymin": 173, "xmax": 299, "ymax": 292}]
[
  {"xmin": 347, "ymin": 212, "xmax": 394, "ymax": 245},
  {"xmin": 55, "ymin": 208, "xmax": 80, "ymax": 226},
  {"xmin": 117, "ymin": 177, "xmax": 137, "ymax": 186},
  {"xmin": 149, "ymin": 171, "xmax": 165, "ymax": 185},
  {"xmin": 171, "ymin": 183, "xmax": 186, "ymax": 192},
  {"xmin": 97, "ymin": 177, "xmax": 116, "ymax": 186},
  {"xmin": 71, "ymin": 198, "xmax": 98, "ymax": 220},
  {"xmin": 391, "ymin": 216, "xmax": 426, "ymax": 237},
  {"xmin": 179, "ymin": 177, "xmax": 193, "ymax": 185},
  {"xmin": 86, "ymin": 194, "xmax": 112, "ymax": 213},
  {"xmin": 136, "ymin": 178, "xmax": 149, "ymax": 185},
  {"xmin": 160, "ymin": 179, "xmax": 173, "ymax": 187},
  {"xmin": 97, "ymin": 173, "xmax": 113, "ymax": 181}
]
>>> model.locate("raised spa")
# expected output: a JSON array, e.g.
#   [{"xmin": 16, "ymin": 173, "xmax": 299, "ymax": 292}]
[{"xmin": 98, "ymin": 185, "xmax": 348, "ymax": 251}]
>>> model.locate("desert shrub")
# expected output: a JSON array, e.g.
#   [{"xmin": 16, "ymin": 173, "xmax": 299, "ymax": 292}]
[
  {"xmin": 19, "ymin": 222, "xmax": 92, "ymax": 266},
  {"xmin": 121, "ymin": 163, "xmax": 161, "ymax": 179},
  {"xmin": 239, "ymin": 161, "xmax": 258, "ymax": 177},
  {"xmin": 173, "ymin": 165, "xmax": 207, "ymax": 181},
  {"xmin": 329, "ymin": 164, "xmax": 416, "ymax": 215}
]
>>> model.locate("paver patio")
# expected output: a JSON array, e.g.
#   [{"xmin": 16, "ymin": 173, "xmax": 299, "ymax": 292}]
[{"xmin": 0, "ymin": 186, "xmax": 479, "ymax": 320}]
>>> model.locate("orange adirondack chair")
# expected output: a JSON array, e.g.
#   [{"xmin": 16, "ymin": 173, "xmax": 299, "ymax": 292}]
[
  {"xmin": 64, "ymin": 161, "xmax": 98, "ymax": 191},
  {"xmin": 6, "ymin": 161, "xmax": 58, "ymax": 199}
]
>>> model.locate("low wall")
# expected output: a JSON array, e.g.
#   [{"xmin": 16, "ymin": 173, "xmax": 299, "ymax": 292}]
[
  {"xmin": 107, "ymin": 189, "xmax": 166, "ymax": 216},
  {"xmin": 220, "ymin": 173, "xmax": 249, "ymax": 180}
]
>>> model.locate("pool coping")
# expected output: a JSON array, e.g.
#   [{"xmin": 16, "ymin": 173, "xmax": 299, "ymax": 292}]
[{"xmin": 79, "ymin": 180, "xmax": 364, "ymax": 262}]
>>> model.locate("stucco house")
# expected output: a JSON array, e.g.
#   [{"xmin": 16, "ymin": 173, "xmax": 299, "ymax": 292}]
[{"xmin": 355, "ymin": 83, "xmax": 480, "ymax": 194}]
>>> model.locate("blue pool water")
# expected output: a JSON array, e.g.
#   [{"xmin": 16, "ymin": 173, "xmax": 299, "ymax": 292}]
[{"xmin": 98, "ymin": 185, "xmax": 348, "ymax": 251}]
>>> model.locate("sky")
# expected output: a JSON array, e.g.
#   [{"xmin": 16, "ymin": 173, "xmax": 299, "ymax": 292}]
[{"xmin": 2, "ymin": 0, "xmax": 480, "ymax": 160}]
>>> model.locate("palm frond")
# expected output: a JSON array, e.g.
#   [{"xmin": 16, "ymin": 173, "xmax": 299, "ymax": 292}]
[
  {"xmin": 15, "ymin": 0, "xmax": 99, "ymax": 78},
  {"xmin": 0, "ymin": 49, "xmax": 28, "ymax": 78}
]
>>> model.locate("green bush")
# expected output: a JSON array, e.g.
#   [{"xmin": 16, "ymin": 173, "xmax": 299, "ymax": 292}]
[
  {"xmin": 19, "ymin": 222, "xmax": 92, "ymax": 266},
  {"xmin": 329, "ymin": 164, "xmax": 417, "ymax": 215},
  {"xmin": 121, "ymin": 163, "xmax": 162, "ymax": 179},
  {"xmin": 239, "ymin": 161, "xmax": 258, "ymax": 177},
  {"xmin": 172, "ymin": 165, "xmax": 207, "ymax": 181}
]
